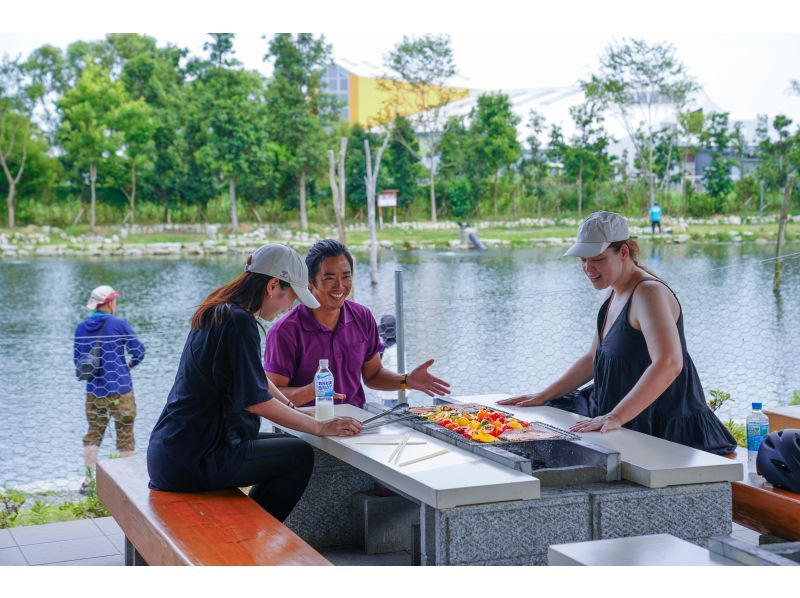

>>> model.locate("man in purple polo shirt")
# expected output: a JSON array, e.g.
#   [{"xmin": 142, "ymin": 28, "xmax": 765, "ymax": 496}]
[{"xmin": 264, "ymin": 239, "xmax": 450, "ymax": 409}]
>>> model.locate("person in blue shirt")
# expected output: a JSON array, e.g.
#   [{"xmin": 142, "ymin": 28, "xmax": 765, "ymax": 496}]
[
  {"xmin": 649, "ymin": 201, "xmax": 662, "ymax": 234},
  {"xmin": 73, "ymin": 285, "xmax": 145, "ymax": 494}
]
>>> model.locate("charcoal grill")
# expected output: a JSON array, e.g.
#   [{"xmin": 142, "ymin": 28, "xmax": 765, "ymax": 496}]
[{"xmin": 365, "ymin": 400, "xmax": 621, "ymax": 485}]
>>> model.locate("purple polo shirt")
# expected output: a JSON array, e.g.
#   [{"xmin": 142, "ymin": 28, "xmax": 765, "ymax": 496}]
[{"xmin": 264, "ymin": 300, "xmax": 384, "ymax": 408}]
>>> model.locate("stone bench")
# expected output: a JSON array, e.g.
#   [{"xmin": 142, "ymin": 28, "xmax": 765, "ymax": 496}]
[{"xmin": 96, "ymin": 456, "xmax": 330, "ymax": 566}]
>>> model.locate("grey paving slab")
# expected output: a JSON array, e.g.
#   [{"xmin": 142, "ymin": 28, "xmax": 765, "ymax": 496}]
[
  {"xmin": 48, "ymin": 554, "xmax": 125, "ymax": 566},
  {"xmin": 10, "ymin": 519, "xmax": 103, "ymax": 546},
  {"xmin": 107, "ymin": 533, "xmax": 125, "ymax": 553},
  {"xmin": 93, "ymin": 517, "xmax": 122, "ymax": 536},
  {"xmin": 0, "ymin": 546, "xmax": 28, "ymax": 565},
  {"xmin": 321, "ymin": 547, "xmax": 411, "ymax": 566},
  {"xmin": 0, "ymin": 529, "xmax": 15, "ymax": 549},
  {"xmin": 20, "ymin": 535, "xmax": 118, "ymax": 566}
]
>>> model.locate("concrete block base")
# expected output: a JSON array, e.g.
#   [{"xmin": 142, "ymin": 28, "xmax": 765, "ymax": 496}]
[
  {"xmin": 353, "ymin": 492, "xmax": 418, "ymax": 554},
  {"xmin": 284, "ymin": 448, "xmax": 374, "ymax": 548}
]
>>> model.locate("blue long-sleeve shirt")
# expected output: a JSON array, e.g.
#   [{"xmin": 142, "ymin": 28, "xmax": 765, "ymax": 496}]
[{"xmin": 73, "ymin": 313, "xmax": 145, "ymax": 397}]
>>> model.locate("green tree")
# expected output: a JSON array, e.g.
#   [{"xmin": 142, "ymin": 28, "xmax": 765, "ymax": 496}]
[
  {"xmin": 468, "ymin": 92, "xmax": 521, "ymax": 218},
  {"xmin": 756, "ymin": 114, "xmax": 797, "ymax": 193},
  {"xmin": 549, "ymin": 102, "xmax": 613, "ymax": 217},
  {"xmin": 700, "ymin": 112, "xmax": 734, "ymax": 208},
  {"xmin": 383, "ymin": 34, "xmax": 460, "ymax": 222},
  {"xmin": 437, "ymin": 116, "xmax": 479, "ymax": 220},
  {"xmin": 0, "ymin": 56, "xmax": 38, "ymax": 227},
  {"xmin": 264, "ymin": 33, "xmax": 334, "ymax": 230},
  {"xmin": 22, "ymin": 45, "xmax": 69, "ymax": 144},
  {"xmin": 583, "ymin": 38, "xmax": 698, "ymax": 208},
  {"xmin": 116, "ymin": 38, "xmax": 192, "ymax": 221},
  {"xmin": 519, "ymin": 110, "xmax": 548, "ymax": 215},
  {"xmin": 384, "ymin": 115, "xmax": 422, "ymax": 210},
  {"xmin": 677, "ymin": 109, "xmax": 704, "ymax": 216},
  {"xmin": 113, "ymin": 98, "xmax": 156, "ymax": 224},
  {"xmin": 193, "ymin": 35, "xmax": 270, "ymax": 232},
  {"xmin": 57, "ymin": 65, "xmax": 128, "ymax": 229}
]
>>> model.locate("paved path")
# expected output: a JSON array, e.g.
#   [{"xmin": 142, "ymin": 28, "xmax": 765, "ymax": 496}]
[
  {"xmin": 0, "ymin": 517, "xmax": 757, "ymax": 566},
  {"xmin": 0, "ymin": 517, "xmax": 411, "ymax": 566}
]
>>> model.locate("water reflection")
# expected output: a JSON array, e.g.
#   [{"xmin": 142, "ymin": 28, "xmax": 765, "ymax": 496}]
[{"xmin": 0, "ymin": 243, "xmax": 798, "ymax": 487}]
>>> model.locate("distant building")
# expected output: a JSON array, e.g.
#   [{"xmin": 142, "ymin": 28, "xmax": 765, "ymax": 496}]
[{"xmin": 321, "ymin": 58, "xmax": 470, "ymax": 127}]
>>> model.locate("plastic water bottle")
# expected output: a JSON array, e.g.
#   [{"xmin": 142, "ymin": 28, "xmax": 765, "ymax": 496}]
[
  {"xmin": 746, "ymin": 402, "xmax": 769, "ymax": 465},
  {"xmin": 314, "ymin": 359, "xmax": 335, "ymax": 421}
]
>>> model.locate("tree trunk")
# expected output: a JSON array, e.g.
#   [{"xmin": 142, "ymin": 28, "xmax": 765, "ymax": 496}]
[
  {"xmin": 129, "ymin": 163, "xmax": 136, "ymax": 226},
  {"xmin": 364, "ymin": 134, "xmax": 390, "ymax": 286},
  {"xmin": 492, "ymin": 169, "xmax": 500, "ymax": 218},
  {"xmin": 429, "ymin": 168, "xmax": 437, "ymax": 223},
  {"xmin": 338, "ymin": 138, "xmax": 347, "ymax": 221},
  {"xmin": 327, "ymin": 139, "xmax": 348, "ymax": 243},
  {"xmin": 647, "ymin": 138, "xmax": 655, "ymax": 208},
  {"xmin": 299, "ymin": 169, "xmax": 308, "ymax": 231},
  {"xmin": 89, "ymin": 162, "xmax": 97, "ymax": 231},
  {"xmin": 577, "ymin": 163, "xmax": 583, "ymax": 220},
  {"xmin": 6, "ymin": 183, "xmax": 15, "ymax": 229},
  {"xmin": 229, "ymin": 178, "xmax": 238, "ymax": 233}
]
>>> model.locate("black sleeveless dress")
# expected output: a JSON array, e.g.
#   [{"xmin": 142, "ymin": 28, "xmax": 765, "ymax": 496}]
[{"xmin": 552, "ymin": 278, "xmax": 736, "ymax": 455}]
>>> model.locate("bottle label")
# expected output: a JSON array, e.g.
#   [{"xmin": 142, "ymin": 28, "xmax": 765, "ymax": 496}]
[
  {"xmin": 315, "ymin": 373, "xmax": 334, "ymax": 398},
  {"xmin": 746, "ymin": 423, "xmax": 769, "ymax": 452}
]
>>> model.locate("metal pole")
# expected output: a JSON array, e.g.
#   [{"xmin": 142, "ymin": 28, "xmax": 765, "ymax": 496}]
[
  {"xmin": 395, "ymin": 269, "xmax": 406, "ymax": 403},
  {"xmin": 759, "ymin": 179, "xmax": 764, "ymax": 225}
]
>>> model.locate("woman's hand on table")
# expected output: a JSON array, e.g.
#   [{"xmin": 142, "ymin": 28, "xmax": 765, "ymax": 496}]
[
  {"xmin": 496, "ymin": 393, "xmax": 549, "ymax": 407},
  {"xmin": 569, "ymin": 414, "xmax": 622, "ymax": 434},
  {"xmin": 318, "ymin": 417, "xmax": 363, "ymax": 437}
]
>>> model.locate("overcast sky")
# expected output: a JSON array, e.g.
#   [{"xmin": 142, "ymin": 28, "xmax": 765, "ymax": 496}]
[{"xmin": 3, "ymin": 2, "xmax": 800, "ymax": 121}]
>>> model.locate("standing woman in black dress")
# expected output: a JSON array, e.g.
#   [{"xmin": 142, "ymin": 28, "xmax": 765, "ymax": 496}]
[
  {"xmin": 147, "ymin": 244, "xmax": 363, "ymax": 521},
  {"xmin": 499, "ymin": 211, "xmax": 736, "ymax": 455}
]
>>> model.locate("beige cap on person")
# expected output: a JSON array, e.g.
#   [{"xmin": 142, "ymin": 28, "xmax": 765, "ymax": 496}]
[
  {"xmin": 564, "ymin": 211, "xmax": 630, "ymax": 258},
  {"xmin": 245, "ymin": 244, "xmax": 321, "ymax": 309},
  {"xmin": 87, "ymin": 285, "xmax": 121, "ymax": 310}
]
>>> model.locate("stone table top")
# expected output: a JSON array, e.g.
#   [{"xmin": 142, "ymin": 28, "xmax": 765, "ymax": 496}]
[
  {"xmin": 455, "ymin": 394, "xmax": 744, "ymax": 488},
  {"xmin": 270, "ymin": 404, "xmax": 540, "ymax": 509}
]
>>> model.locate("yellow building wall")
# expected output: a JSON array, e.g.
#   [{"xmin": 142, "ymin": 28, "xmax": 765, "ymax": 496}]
[{"xmin": 348, "ymin": 73, "xmax": 469, "ymax": 127}]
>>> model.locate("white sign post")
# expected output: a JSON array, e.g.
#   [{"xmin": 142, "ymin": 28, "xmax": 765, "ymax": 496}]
[{"xmin": 378, "ymin": 190, "xmax": 398, "ymax": 228}]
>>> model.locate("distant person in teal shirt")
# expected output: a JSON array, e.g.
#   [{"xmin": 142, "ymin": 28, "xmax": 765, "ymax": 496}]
[{"xmin": 649, "ymin": 202, "xmax": 662, "ymax": 234}]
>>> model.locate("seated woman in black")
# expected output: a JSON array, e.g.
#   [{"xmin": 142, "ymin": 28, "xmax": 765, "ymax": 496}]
[
  {"xmin": 499, "ymin": 211, "xmax": 736, "ymax": 455},
  {"xmin": 148, "ymin": 244, "xmax": 363, "ymax": 521}
]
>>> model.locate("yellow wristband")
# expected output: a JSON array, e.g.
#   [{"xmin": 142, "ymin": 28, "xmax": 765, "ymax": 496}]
[{"xmin": 400, "ymin": 373, "xmax": 409, "ymax": 391}]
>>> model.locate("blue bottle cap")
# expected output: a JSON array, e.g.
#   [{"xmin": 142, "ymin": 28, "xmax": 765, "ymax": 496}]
[{"xmin": 752, "ymin": 402, "xmax": 762, "ymax": 410}]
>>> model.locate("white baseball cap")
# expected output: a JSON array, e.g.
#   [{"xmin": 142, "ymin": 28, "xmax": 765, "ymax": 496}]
[
  {"xmin": 564, "ymin": 211, "xmax": 630, "ymax": 258},
  {"xmin": 245, "ymin": 244, "xmax": 320, "ymax": 309},
  {"xmin": 87, "ymin": 285, "xmax": 121, "ymax": 310}
]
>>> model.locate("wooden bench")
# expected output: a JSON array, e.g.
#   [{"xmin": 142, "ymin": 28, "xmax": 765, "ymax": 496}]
[
  {"xmin": 96, "ymin": 456, "xmax": 331, "ymax": 566},
  {"xmin": 728, "ymin": 447, "xmax": 800, "ymax": 542},
  {"xmin": 764, "ymin": 405, "xmax": 800, "ymax": 432}
]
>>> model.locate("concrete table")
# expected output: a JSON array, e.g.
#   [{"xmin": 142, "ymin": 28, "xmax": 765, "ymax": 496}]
[
  {"xmin": 270, "ymin": 398, "xmax": 739, "ymax": 565},
  {"xmin": 548, "ymin": 534, "xmax": 740, "ymax": 566},
  {"xmin": 457, "ymin": 394, "xmax": 744, "ymax": 488}
]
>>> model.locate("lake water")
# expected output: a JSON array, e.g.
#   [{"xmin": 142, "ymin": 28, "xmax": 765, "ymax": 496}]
[{"xmin": 1, "ymin": 242, "xmax": 799, "ymax": 488}]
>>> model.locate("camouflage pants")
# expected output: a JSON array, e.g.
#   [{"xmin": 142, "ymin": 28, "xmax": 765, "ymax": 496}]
[{"xmin": 83, "ymin": 391, "xmax": 137, "ymax": 452}]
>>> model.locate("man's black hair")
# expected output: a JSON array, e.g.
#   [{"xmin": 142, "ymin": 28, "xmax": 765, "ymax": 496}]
[{"xmin": 306, "ymin": 239, "xmax": 354, "ymax": 282}]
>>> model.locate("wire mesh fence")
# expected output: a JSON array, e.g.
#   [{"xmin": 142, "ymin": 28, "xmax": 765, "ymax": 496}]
[{"xmin": 0, "ymin": 245, "xmax": 798, "ymax": 492}]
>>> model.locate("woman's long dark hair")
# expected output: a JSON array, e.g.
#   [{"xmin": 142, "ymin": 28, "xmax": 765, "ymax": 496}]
[{"xmin": 190, "ymin": 272, "xmax": 289, "ymax": 331}]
